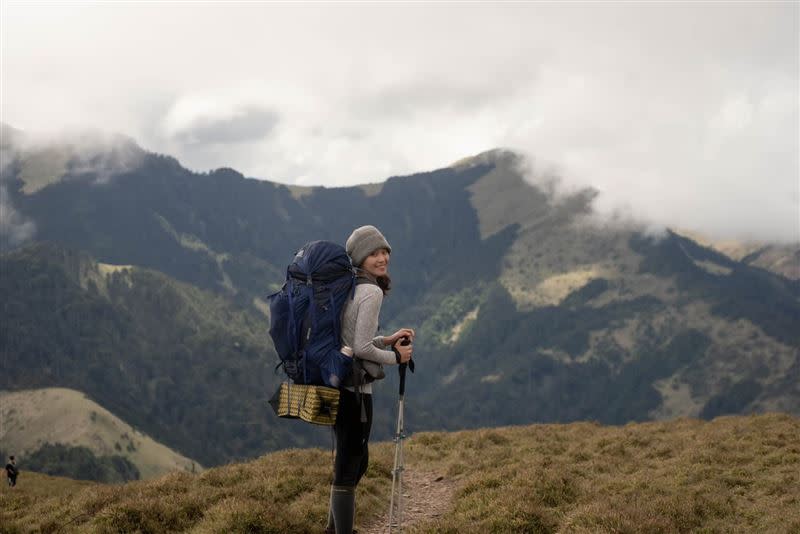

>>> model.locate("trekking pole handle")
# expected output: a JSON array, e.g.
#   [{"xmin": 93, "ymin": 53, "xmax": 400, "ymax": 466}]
[{"xmin": 398, "ymin": 336, "xmax": 412, "ymax": 395}]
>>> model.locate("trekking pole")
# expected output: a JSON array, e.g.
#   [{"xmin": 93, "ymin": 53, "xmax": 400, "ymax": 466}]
[{"xmin": 389, "ymin": 337, "xmax": 413, "ymax": 533}]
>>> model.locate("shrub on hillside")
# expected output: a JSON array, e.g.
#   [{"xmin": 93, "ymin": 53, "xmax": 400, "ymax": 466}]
[{"xmin": 22, "ymin": 443, "xmax": 140, "ymax": 483}]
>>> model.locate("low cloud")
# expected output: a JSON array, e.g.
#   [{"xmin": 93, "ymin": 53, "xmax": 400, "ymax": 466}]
[
  {"xmin": 10, "ymin": 129, "xmax": 147, "ymax": 186},
  {"xmin": 0, "ymin": 185, "xmax": 36, "ymax": 249},
  {"xmin": 70, "ymin": 139, "xmax": 147, "ymax": 185},
  {"xmin": 3, "ymin": 3, "xmax": 797, "ymax": 243},
  {"xmin": 1, "ymin": 139, "xmax": 36, "ymax": 248},
  {"xmin": 162, "ymin": 100, "xmax": 279, "ymax": 146}
]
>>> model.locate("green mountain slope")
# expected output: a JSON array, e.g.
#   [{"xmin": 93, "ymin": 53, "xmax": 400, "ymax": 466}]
[
  {"xmin": 0, "ymin": 243, "xmax": 321, "ymax": 465},
  {"xmin": 1, "ymin": 131, "xmax": 798, "ymax": 467}
]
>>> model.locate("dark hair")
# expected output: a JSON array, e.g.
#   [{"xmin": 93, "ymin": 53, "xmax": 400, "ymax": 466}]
[
  {"xmin": 355, "ymin": 265, "xmax": 392, "ymax": 296},
  {"xmin": 376, "ymin": 274, "xmax": 392, "ymax": 295}
]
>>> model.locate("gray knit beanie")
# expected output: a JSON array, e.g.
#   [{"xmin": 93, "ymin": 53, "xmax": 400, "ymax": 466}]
[{"xmin": 346, "ymin": 225, "xmax": 392, "ymax": 267}]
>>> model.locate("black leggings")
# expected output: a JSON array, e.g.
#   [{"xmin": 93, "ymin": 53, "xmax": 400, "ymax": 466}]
[{"xmin": 333, "ymin": 389, "xmax": 373, "ymax": 487}]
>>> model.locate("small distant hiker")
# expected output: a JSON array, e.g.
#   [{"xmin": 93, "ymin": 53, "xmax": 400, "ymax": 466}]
[
  {"xmin": 5, "ymin": 456, "xmax": 18, "ymax": 488},
  {"xmin": 325, "ymin": 225, "xmax": 415, "ymax": 534}
]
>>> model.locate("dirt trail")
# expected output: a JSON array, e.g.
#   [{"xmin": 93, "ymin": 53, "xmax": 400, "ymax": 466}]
[{"xmin": 361, "ymin": 470, "xmax": 455, "ymax": 533}]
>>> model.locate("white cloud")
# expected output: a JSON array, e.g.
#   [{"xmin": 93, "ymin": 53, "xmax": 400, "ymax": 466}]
[
  {"xmin": 0, "ymin": 185, "xmax": 36, "ymax": 247},
  {"xmin": 2, "ymin": 3, "xmax": 797, "ymax": 242}
]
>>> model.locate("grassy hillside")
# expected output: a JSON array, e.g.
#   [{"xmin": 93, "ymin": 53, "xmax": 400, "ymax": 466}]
[
  {"xmin": 0, "ymin": 388, "xmax": 200, "ymax": 480},
  {"xmin": 0, "ymin": 471, "xmax": 95, "ymax": 516},
  {"xmin": 1, "ymin": 414, "xmax": 796, "ymax": 533}
]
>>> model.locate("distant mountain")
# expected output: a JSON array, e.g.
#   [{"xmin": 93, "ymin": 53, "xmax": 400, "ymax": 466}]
[
  {"xmin": 0, "ymin": 129, "xmax": 511, "ymax": 317},
  {"xmin": 672, "ymin": 228, "xmax": 800, "ymax": 280},
  {"xmin": 1, "ymin": 127, "xmax": 797, "ymax": 466},
  {"xmin": 414, "ymin": 151, "xmax": 800, "ymax": 426}
]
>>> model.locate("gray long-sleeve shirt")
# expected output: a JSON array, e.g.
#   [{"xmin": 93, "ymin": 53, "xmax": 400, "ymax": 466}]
[{"xmin": 340, "ymin": 282, "xmax": 396, "ymax": 394}]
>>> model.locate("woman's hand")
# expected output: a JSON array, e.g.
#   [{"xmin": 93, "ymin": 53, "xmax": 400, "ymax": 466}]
[
  {"xmin": 394, "ymin": 341, "xmax": 413, "ymax": 363},
  {"xmin": 385, "ymin": 328, "xmax": 415, "ymax": 346}
]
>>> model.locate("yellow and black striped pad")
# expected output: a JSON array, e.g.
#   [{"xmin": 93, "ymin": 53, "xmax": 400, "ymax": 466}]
[{"xmin": 271, "ymin": 382, "xmax": 340, "ymax": 425}]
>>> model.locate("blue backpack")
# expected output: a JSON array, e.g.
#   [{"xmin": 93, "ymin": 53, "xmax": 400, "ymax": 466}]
[{"xmin": 267, "ymin": 240, "xmax": 356, "ymax": 387}]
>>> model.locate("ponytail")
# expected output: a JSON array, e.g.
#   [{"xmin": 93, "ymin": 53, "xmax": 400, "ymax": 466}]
[{"xmin": 376, "ymin": 275, "xmax": 392, "ymax": 295}]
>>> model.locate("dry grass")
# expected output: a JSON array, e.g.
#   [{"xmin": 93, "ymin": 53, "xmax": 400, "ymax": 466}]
[
  {"xmin": 0, "ymin": 445, "xmax": 393, "ymax": 534},
  {"xmin": 528, "ymin": 268, "xmax": 607, "ymax": 307},
  {"xmin": 18, "ymin": 147, "xmax": 71, "ymax": 195},
  {"xmin": 286, "ymin": 184, "xmax": 316, "ymax": 201},
  {"xmin": 406, "ymin": 414, "xmax": 800, "ymax": 534},
  {"xmin": 358, "ymin": 182, "xmax": 385, "ymax": 198},
  {"xmin": 465, "ymin": 156, "xmax": 549, "ymax": 242},
  {"xmin": 670, "ymin": 228, "xmax": 800, "ymax": 281},
  {"xmin": 1, "ymin": 414, "xmax": 797, "ymax": 533}
]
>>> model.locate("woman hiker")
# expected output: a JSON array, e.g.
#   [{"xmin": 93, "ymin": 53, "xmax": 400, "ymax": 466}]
[{"xmin": 325, "ymin": 225, "xmax": 415, "ymax": 534}]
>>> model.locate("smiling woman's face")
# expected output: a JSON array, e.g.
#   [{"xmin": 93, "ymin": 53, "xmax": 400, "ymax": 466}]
[{"xmin": 361, "ymin": 248, "xmax": 390, "ymax": 278}]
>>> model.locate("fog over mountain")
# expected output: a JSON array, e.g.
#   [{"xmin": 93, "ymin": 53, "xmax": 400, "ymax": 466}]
[{"xmin": 2, "ymin": 3, "xmax": 798, "ymax": 243}]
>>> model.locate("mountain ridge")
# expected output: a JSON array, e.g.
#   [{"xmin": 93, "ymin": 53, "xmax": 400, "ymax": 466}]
[{"xmin": 1, "ymin": 126, "xmax": 797, "ymax": 466}]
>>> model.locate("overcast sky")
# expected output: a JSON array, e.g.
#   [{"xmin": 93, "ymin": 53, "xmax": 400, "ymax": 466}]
[{"xmin": 2, "ymin": 2, "xmax": 798, "ymax": 243}]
